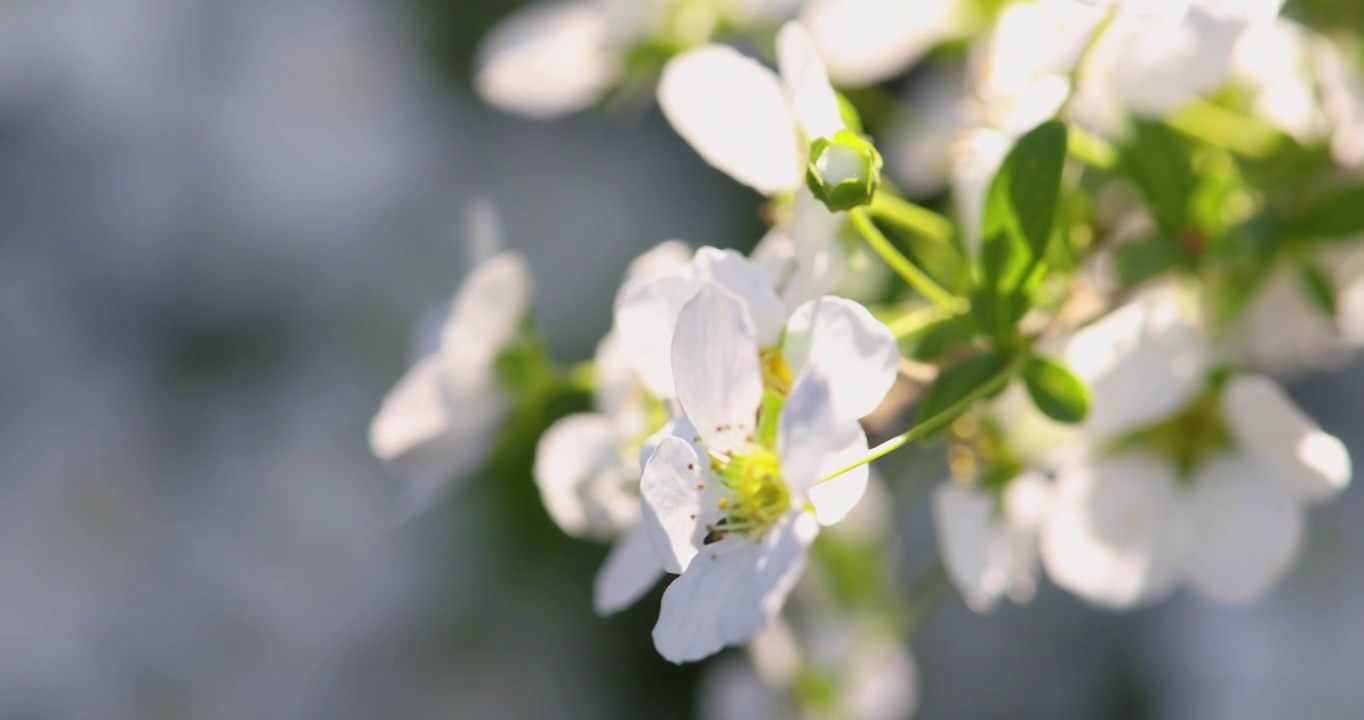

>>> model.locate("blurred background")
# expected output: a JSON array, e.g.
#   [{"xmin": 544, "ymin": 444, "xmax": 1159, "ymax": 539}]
[{"xmin": 2, "ymin": 0, "xmax": 1362, "ymax": 717}]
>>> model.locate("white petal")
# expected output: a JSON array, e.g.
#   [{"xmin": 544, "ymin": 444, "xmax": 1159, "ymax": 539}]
[
  {"xmin": 369, "ymin": 356, "xmax": 506, "ymax": 513},
  {"xmin": 693, "ymin": 247, "xmax": 788, "ymax": 347},
  {"xmin": 671, "ymin": 284, "xmax": 765, "ymax": 454},
  {"xmin": 1064, "ymin": 287, "xmax": 1207, "ymax": 439},
  {"xmin": 640, "ymin": 415, "xmax": 703, "ymax": 477},
  {"xmin": 777, "ymin": 369, "xmax": 841, "ymax": 495},
  {"xmin": 783, "ymin": 296, "xmax": 899, "ymax": 419},
  {"xmin": 615, "ymin": 271, "xmax": 702, "ymax": 399},
  {"xmin": 533, "ymin": 412, "xmax": 635, "ymax": 539},
  {"xmin": 1185, "ymin": 452, "xmax": 1304, "ymax": 605},
  {"xmin": 640, "ymin": 436, "xmax": 721, "ymax": 574},
  {"xmin": 441, "ymin": 251, "xmax": 533, "ymax": 371},
  {"xmin": 473, "ymin": 1, "xmax": 617, "ymax": 118},
  {"xmin": 1041, "ymin": 451, "xmax": 1192, "ymax": 609},
  {"xmin": 803, "ymin": 0, "xmax": 961, "ymax": 86},
  {"xmin": 1108, "ymin": 9, "xmax": 1244, "ymax": 117},
  {"xmin": 1222, "ymin": 375, "xmax": 1352, "ymax": 503},
  {"xmin": 698, "ymin": 656, "xmax": 789, "ymax": 720},
  {"xmin": 775, "ymin": 21, "xmax": 844, "ymax": 142},
  {"xmin": 807, "ymin": 416, "xmax": 870, "ymax": 526},
  {"xmin": 590, "ymin": 330, "xmax": 635, "ymax": 424},
  {"xmin": 658, "ymin": 45, "xmax": 803, "ymax": 194},
  {"xmin": 653, "ymin": 512, "xmax": 818, "ymax": 663},
  {"xmin": 934, "ymin": 473, "xmax": 1051, "ymax": 612},
  {"xmin": 845, "ymin": 639, "xmax": 919, "ymax": 720},
  {"xmin": 622, "ymin": 239, "xmax": 693, "ymax": 287},
  {"xmin": 594, "ymin": 523, "xmax": 666, "ymax": 615}
]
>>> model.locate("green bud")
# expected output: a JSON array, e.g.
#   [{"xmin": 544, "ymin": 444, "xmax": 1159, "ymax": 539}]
[{"xmin": 805, "ymin": 129, "xmax": 883, "ymax": 213}]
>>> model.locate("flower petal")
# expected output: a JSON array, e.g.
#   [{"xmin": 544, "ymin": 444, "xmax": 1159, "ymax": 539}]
[
  {"xmin": 369, "ymin": 356, "xmax": 506, "ymax": 514},
  {"xmin": 640, "ymin": 436, "xmax": 720, "ymax": 574},
  {"xmin": 783, "ymin": 296, "xmax": 899, "ymax": 419},
  {"xmin": 594, "ymin": 523, "xmax": 665, "ymax": 615},
  {"xmin": 778, "ymin": 369, "xmax": 841, "ymax": 496},
  {"xmin": 653, "ymin": 512, "xmax": 818, "ymax": 663},
  {"xmin": 615, "ymin": 271, "xmax": 702, "ymax": 399},
  {"xmin": 775, "ymin": 21, "xmax": 844, "ymax": 142},
  {"xmin": 622, "ymin": 239, "xmax": 693, "ymax": 289},
  {"xmin": 1185, "ymin": 452, "xmax": 1304, "ymax": 605},
  {"xmin": 1041, "ymin": 451, "xmax": 1191, "ymax": 609},
  {"xmin": 692, "ymin": 247, "xmax": 788, "ymax": 347},
  {"xmin": 1063, "ymin": 287, "xmax": 1207, "ymax": 440},
  {"xmin": 672, "ymin": 283, "xmax": 765, "ymax": 454},
  {"xmin": 533, "ymin": 412, "xmax": 635, "ymax": 539},
  {"xmin": 934, "ymin": 473, "xmax": 1051, "ymax": 612},
  {"xmin": 807, "ymin": 417, "xmax": 870, "ymax": 526},
  {"xmin": 658, "ymin": 45, "xmax": 803, "ymax": 194},
  {"xmin": 473, "ymin": 0, "xmax": 617, "ymax": 118},
  {"xmin": 441, "ymin": 251, "xmax": 533, "ymax": 372},
  {"xmin": 802, "ymin": 0, "xmax": 962, "ymax": 87},
  {"xmin": 1222, "ymin": 375, "xmax": 1352, "ymax": 503}
]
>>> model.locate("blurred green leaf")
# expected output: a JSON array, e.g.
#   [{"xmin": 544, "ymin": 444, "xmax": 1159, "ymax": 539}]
[
  {"xmin": 1300, "ymin": 261, "xmax": 1338, "ymax": 319},
  {"xmin": 915, "ymin": 351, "xmax": 1011, "ymax": 432},
  {"xmin": 1282, "ymin": 185, "xmax": 1364, "ymax": 241},
  {"xmin": 1113, "ymin": 235, "xmax": 1186, "ymax": 286},
  {"xmin": 1023, "ymin": 356, "xmax": 1090, "ymax": 424},
  {"xmin": 1120, "ymin": 120, "xmax": 1199, "ymax": 234},
  {"xmin": 911, "ymin": 314, "xmax": 977, "ymax": 361}
]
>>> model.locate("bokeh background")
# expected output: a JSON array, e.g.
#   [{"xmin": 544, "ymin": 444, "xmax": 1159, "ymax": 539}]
[{"xmin": 3, "ymin": 0, "xmax": 1362, "ymax": 717}]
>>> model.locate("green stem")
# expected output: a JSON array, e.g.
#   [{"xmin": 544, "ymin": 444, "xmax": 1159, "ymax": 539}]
[
  {"xmin": 1069, "ymin": 126, "xmax": 1118, "ymax": 169},
  {"xmin": 851, "ymin": 207, "xmax": 962, "ymax": 313},
  {"xmin": 1166, "ymin": 100, "xmax": 1283, "ymax": 159},
  {"xmin": 867, "ymin": 193, "xmax": 955, "ymax": 244},
  {"xmin": 814, "ymin": 357, "xmax": 1019, "ymax": 485},
  {"xmin": 885, "ymin": 306, "xmax": 948, "ymax": 340}
]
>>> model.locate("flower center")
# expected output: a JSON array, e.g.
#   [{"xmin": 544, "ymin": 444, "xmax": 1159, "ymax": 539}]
[
  {"xmin": 706, "ymin": 444, "xmax": 790, "ymax": 540},
  {"xmin": 1107, "ymin": 377, "xmax": 1233, "ymax": 482},
  {"xmin": 760, "ymin": 346, "xmax": 793, "ymax": 397}
]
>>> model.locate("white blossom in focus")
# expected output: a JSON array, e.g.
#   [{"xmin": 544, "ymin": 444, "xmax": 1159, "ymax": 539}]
[
  {"xmin": 369, "ymin": 250, "xmax": 533, "ymax": 514},
  {"xmin": 1039, "ymin": 288, "xmax": 1352, "ymax": 608},
  {"xmin": 639, "ymin": 282, "xmax": 883, "ymax": 662},
  {"xmin": 533, "ymin": 241, "xmax": 691, "ymax": 614},
  {"xmin": 616, "ymin": 245, "xmax": 899, "ymax": 421}
]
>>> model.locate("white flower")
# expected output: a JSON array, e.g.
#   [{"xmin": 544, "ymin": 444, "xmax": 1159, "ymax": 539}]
[
  {"xmin": 639, "ymin": 283, "xmax": 876, "ymax": 662},
  {"xmin": 1219, "ymin": 244, "xmax": 1364, "ymax": 378},
  {"xmin": 933, "ymin": 471, "xmax": 1053, "ymax": 612},
  {"xmin": 475, "ymin": 0, "xmax": 797, "ymax": 118},
  {"xmin": 368, "ymin": 251, "xmax": 532, "ymax": 514},
  {"xmin": 800, "ymin": 0, "xmax": 969, "ymax": 87},
  {"xmin": 1039, "ymin": 290, "xmax": 1352, "ymax": 608},
  {"xmin": 1230, "ymin": 18, "xmax": 1331, "ymax": 144},
  {"xmin": 533, "ymin": 241, "xmax": 690, "ymax": 614},
  {"xmin": 616, "ymin": 246, "xmax": 899, "ymax": 420},
  {"xmin": 752, "ymin": 187, "xmax": 850, "ymax": 311},
  {"xmin": 658, "ymin": 21, "xmax": 846, "ymax": 195}
]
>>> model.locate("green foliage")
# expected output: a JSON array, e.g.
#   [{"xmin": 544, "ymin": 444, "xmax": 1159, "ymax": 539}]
[
  {"xmin": 1300, "ymin": 261, "xmax": 1338, "ymax": 318},
  {"xmin": 1113, "ymin": 235, "xmax": 1187, "ymax": 286},
  {"xmin": 1281, "ymin": 184, "xmax": 1364, "ymax": 241},
  {"xmin": 1022, "ymin": 356, "xmax": 1090, "ymax": 424},
  {"xmin": 915, "ymin": 351, "xmax": 1012, "ymax": 433},
  {"xmin": 1119, "ymin": 120, "xmax": 1200, "ymax": 234},
  {"xmin": 974, "ymin": 120, "xmax": 1069, "ymax": 338}
]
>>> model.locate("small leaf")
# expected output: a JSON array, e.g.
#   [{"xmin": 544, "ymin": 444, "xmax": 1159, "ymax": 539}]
[
  {"xmin": 915, "ymin": 351, "xmax": 1010, "ymax": 432},
  {"xmin": 1113, "ymin": 235, "xmax": 1186, "ymax": 286},
  {"xmin": 1023, "ymin": 356, "xmax": 1090, "ymax": 424},
  {"xmin": 1283, "ymin": 185, "xmax": 1364, "ymax": 241},
  {"xmin": 1299, "ymin": 262, "xmax": 1338, "ymax": 318},
  {"xmin": 911, "ymin": 315, "xmax": 976, "ymax": 362},
  {"xmin": 1119, "ymin": 120, "xmax": 1199, "ymax": 234}
]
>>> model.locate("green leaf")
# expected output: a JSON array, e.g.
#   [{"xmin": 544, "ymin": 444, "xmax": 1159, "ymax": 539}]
[
  {"xmin": 1023, "ymin": 356, "xmax": 1090, "ymax": 424},
  {"xmin": 914, "ymin": 351, "xmax": 1010, "ymax": 432},
  {"xmin": 910, "ymin": 315, "xmax": 976, "ymax": 361},
  {"xmin": 1282, "ymin": 185, "xmax": 1364, "ymax": 241},
  {"xmin": 976, "ymin": 120, "xmax": 1068, "ymax": 337},
  {"xmin": 1119, "ymin": 120, "xmax": 1199, "ymax": 234},
  {"xmin": 1299, "ymin": 262, "xmax": 1338, "ymax": 318},
  {"xmin": 1113, "ymin": 235, "xmax": 1186, "ymax": 286}
]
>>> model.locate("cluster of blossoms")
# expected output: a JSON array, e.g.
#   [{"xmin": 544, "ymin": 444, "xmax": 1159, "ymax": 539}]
[{"xmin": 372, "ymin": 0, "xmax": 1364, "ymax": 715}]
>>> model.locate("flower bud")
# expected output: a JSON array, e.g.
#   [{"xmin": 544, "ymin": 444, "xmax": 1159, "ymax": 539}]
[{"xmin": 804, "ymin": 129, "xmax": 883, "ymax": 213}]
